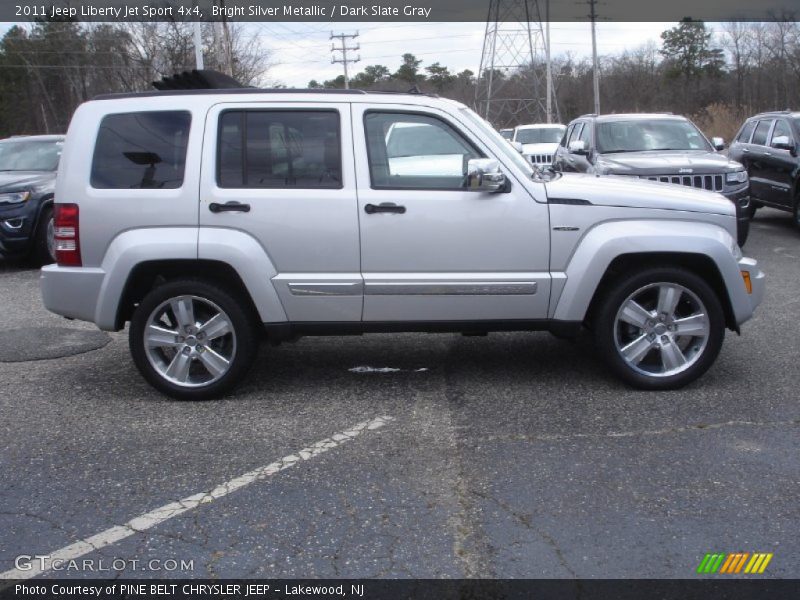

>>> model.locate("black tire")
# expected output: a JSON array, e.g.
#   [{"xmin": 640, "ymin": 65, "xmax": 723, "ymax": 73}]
[
  {"xmin": 129, "ymin": 279, "xmax": 259, "ymax": 400},
  {"xmin": 593, "ymin": 267, "xmax": 725, "ymax": 390},
  {"xmin": 32, "ymin": 205, "xmax": 55, "ymax": 265},
  {"xmin": 793, "ymin": 196, "xmax": 800, "ymax": 232}
]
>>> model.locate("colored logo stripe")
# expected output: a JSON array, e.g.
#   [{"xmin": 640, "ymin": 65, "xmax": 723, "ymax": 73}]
[{"xmin": 697, "ymin": 552, "xmax": 773, "ymax": 574}]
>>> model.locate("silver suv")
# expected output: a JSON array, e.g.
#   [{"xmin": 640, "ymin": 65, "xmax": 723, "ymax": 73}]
[{"xmin": 41, "ymin": 88, "xmax": 765, "ymax": 399}]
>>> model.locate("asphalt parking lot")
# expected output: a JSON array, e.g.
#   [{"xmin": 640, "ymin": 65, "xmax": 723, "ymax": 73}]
[{"xmin": 0, "ymin": 208, "xmax": 798, "ymax": 580}]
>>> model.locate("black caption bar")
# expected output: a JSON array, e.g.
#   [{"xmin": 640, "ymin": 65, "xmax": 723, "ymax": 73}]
[
  {"xmin": 5, "ymin": 0, "xmax": 800, "ymax": 22},
  {"xmin": 2, "ymin": 580, "xmax": 800, "ymax": 600}
]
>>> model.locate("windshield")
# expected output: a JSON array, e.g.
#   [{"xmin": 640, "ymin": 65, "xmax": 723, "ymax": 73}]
[
  {"xmin": 596, "ymin": 120, "xmax": 711, "ymax": 153},
  {"xmin": 0, "ymin": 139, "xmax": 62, "ymax": 171},
  {"xmin": 515, "ymin": 127, "xmax": 564, "ymax": 145},
  {"xmin": 459, "ymin": 108, "xmax": 533, "ymax": 176}
]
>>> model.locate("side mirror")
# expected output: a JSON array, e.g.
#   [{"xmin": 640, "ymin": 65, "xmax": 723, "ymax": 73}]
[
  {"xmin": 771, "ymin": 135, "xmax": 794, "ymax": 152},
  {"xmin": 511, "ymin": 141, "xmax": 524, "ymax": 154},
  {"xmin": 466, "ymin": 158, "xmax": 507, "ymax": 193},
  {"xmin": 711, "ymin": 137, "xmax": 726, "ymax": 151},
  {"xmin": 568, "ymin": 140, "xmax": 588, "ymax": 155}
]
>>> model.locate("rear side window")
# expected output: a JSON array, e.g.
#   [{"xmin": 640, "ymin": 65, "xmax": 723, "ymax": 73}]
[
  {"xmin": 217, "ymin": 110, "xmax": 341, "ymax": 189},
  {"xmin": 91, "ymin": 111, "xmax": 191, "ymax": 189},
  {"xmin": 736, "ymin": 120, "xmax": 756, "ymax": 143},
  {"xmin": 751, "ymin": 120, "xmax": 772, "ymax": 146}
]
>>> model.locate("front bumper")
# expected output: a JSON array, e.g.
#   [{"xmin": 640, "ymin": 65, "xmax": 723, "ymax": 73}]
[
  {"xmin": 0, "ymin": 201, "xmax": 38, "ymax": 256},
  {"xmin": 736, "ymin": 256, "xmax": 765, "ymax": 325}
]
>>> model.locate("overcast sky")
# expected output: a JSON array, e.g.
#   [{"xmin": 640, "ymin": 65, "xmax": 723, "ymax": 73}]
[
  {"xmin": 257, "ymin": 21, "xmax": 671, "ymax": 86},
  {"xmin": 0, "ymin": 20, "xmax": 683, "ymax": 87}
]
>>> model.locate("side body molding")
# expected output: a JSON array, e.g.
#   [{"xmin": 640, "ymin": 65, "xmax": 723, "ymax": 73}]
[{"xmin": 550, "ymin": 220, "xmax": 753, "ymax": 325}]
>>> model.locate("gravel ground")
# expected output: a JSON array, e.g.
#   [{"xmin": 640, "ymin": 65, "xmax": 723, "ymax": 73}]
[{"xmin": 0, "ymin": 208, "xmax": 797, "ymax": 579}]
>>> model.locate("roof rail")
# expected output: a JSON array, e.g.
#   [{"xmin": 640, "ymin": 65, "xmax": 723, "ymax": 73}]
[{"xmin": 578, "ymin": 113, "xmax": 597, "ymax": 118}]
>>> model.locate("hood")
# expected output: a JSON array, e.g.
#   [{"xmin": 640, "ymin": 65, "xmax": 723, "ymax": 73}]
[
  {"xmin": 595, "ymin": 150, "xmax": 741, "ymax": 176},
  {"xmin": 0, "ymin": 170, "xmax": 55, "ymax": 194},
  {"xmin": 545, "ymin": 173, "xmax": 735, "ymax": 217},
  {"xmin": 522, "ymin": 142, "xmax": 559, "ymax": 155}
]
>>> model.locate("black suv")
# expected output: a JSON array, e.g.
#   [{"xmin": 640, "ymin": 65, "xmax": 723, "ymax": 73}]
[
  {"xmin": 728, "ymin": 111, "xmax": 800, "ymax": 229},
  {"xmin": 0, "ymin": 135, "xmax": 63, "ymax": 264},
  {"xmin": 553, "ymin": 114, "xmax": 751, "ymax": 246}
]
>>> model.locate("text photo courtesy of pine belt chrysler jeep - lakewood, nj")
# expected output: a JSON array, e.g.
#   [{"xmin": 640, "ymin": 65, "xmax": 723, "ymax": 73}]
[{"xmin": 40, "ymin": 85, "xmax": 765, "ymax": 400}]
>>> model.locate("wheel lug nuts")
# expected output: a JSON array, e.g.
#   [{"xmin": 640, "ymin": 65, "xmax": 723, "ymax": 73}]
[
  {"xmin": 182, "ymin": 347, "xmax": 191, "ymax": 355},
  {"xmin": 177, "ymin": 336, "xmax": 185, "ymax": 343}
]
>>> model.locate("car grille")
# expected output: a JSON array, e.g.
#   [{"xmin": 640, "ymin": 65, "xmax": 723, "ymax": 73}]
[
  {"xmin": 528, "ymin": 154, "xmax": 553, "ymax": 166},
  {"xmin": 640, "ymin": 174, "xmax": 724, "ymax": 192}
]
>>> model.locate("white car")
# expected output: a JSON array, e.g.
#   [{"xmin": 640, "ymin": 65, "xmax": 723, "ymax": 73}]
[{"xmin": 513, "ymin": 123, "xmax": 567, "ymax": 167}]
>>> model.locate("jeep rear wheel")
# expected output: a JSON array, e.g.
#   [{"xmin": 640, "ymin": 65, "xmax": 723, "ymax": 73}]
[
  {"xmin": 594, "ymin": 267, "xmax": 725, "ymax": 390},
  {"xmin": 130, "ymin": 279, "xmax": 258, "ymax": 400}
]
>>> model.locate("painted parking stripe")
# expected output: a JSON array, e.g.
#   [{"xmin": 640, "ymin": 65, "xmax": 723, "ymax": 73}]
[{"xmin": 0, "ymin": 415, "xmax": 394, "ymax": 581}]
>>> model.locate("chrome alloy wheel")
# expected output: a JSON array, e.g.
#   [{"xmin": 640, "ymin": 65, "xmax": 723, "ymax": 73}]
[
  {"xmin": 613, "ymin": 282, "xmax": 710, "ymax": 378},
  {"xmin": 144, "ymin": 295, "xmax": 237, "ymax": 388}
]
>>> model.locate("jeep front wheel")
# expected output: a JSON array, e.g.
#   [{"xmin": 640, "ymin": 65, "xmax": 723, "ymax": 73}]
[
  {"xmin": 130, "ymin": 279, "xmax": 258, "ymax": 400},
  {"xmin": 594, "ymin": 268, "xmax": 725, "ymax": 390}
]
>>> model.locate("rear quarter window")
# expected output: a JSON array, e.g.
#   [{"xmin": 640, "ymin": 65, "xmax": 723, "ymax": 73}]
[{"xmin": 91, "ymin": 111, "xmax": 191, "ymax": 189}]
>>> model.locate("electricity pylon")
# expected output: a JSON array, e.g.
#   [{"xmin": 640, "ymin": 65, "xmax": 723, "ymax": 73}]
[{"xmin": 475, "ymin": 0, "xmax": 559, "ymax": 128}]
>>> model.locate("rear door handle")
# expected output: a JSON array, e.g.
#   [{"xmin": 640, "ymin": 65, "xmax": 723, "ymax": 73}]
[
  {"xmin": 209, "ymin": 201, "xmax": 250, "ymax": 213},
  {"xmin": 364, "ymin": 203, "xmax": 406, "ymax": 214}
]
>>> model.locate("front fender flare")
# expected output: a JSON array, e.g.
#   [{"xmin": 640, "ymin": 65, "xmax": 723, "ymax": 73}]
[{"xmin": 550, "ymin": 220, "xmax": 750, "ymax": 324}]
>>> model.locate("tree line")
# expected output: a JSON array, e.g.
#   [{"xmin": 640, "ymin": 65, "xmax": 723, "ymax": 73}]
[{"xmin": 1, "ymin": 19, "xmax": 798, "ymax": 140}]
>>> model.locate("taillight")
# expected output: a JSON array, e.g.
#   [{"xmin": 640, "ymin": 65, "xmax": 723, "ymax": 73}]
[{"xmin": 54, "ymin": 203, "xmax": 81, "ymax": 267}]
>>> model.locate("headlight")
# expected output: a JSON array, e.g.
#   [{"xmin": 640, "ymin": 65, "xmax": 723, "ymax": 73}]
[
  {"xmin": 0, "ymin": 191, "xmax": 32, "ymax": 205},
  {"xmin": 726, "ymin": 170, "xmax": 748, "ymax": 185}
]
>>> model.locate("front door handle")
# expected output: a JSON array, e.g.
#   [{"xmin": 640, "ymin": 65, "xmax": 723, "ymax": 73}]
[
  {"xmin": 364, "ymin": 203, "xmax": 406, "ymax": 215},
  {"xmin": 209, "ymin": 201, "xmax": 251, "ymax": 213}
]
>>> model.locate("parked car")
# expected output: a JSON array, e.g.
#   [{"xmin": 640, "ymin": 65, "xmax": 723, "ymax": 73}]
[
  {"xmin": 512, "ymin": 123, "xmax": 566, "ymax": 168},
  {"xmin": 42, "ymin": 87, "xmax": 764, "ymax": 399},
  {"xmin": 553, "ymin": 114, "xmax": 751, "ymax": 246},
  {"xmin": 728, "ymin": 110, "xmax": 800, "ymax": 229},
  {"xmin": 0, "ymin": 135, "xmax": 64, "ymax": 264},
  {"xmin": 498, "ymin": 128, "xmax": 514, "ymax": 141}
]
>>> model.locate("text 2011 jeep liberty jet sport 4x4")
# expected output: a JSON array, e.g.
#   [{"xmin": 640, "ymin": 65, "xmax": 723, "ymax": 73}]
[{"xmin": 41, "ymin": 85, "xmax": 765, "ymax": 400}]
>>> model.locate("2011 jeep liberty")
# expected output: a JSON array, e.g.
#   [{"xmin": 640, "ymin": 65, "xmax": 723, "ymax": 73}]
[{"xmin": 41, "ymin": 85, "xmax": 765, "ymax": 400}]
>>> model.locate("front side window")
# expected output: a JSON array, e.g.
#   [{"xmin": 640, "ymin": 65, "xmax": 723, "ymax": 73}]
[
  {"xmin": 751, "ymin": 120, "xmax": 772, "ymax": 146},
  {"xmin": 365, "ymin": 112, "xmax": 482, "ymax": 190},
  {"xmin": 595, "ymin": 119, "xmax": 711, "ymax": 153},
  {"xmin": 567, "ymin": 123, "xmax": 584, "ymax": 145},
  {"xmin": 218, "ymin": 110, "xmax": 341, "ymax": 189},
  {"xmin": 91, "ymin": 111, "xmax": 191, "ymax": 189}
]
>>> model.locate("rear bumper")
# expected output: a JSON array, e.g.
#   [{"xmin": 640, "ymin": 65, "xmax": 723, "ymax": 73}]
[{"xmin": 40, "ymin": 264, "xmax": 105, "ymax": 325}]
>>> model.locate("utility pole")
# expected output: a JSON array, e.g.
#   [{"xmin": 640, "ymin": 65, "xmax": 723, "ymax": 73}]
[
  {"xmin": 588, "ymin": 0, "xmax": 600, "ymax": 114},
  {"xmin": 545, "ymin": 0, "xmax": 552, "ymax": 123},
  {"xmin": 216, "ymin": 0, "xmax": 234, "ymax": 76},
  {"xmin": 193, "ymin": 22, "xmax": 204, "ymax": 70},
  {"xmin": 330, "ymin": 31, "xmax": 360, "ymax": 89}
]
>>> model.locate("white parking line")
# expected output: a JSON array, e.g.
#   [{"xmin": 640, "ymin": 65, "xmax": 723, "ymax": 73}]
[{"xmin": 0, "ymin": 415, "xmax": 394, "ymax": 581}]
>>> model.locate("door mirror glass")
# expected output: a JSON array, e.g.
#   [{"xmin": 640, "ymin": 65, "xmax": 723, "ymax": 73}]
[
  {"xmin": 771, "ymin": 135, "xmax": 794, "ymax": 151},
  {"xmin": 711, "ymin": 136, "xmax": 725, "ymax": 151},
  {"xmin": 466, "ymin": 158, "xmax": 506, "ymax": 193},
  {"xmin": 568, "ymin": 140, "xmax": 588, "ymax": 155}
]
